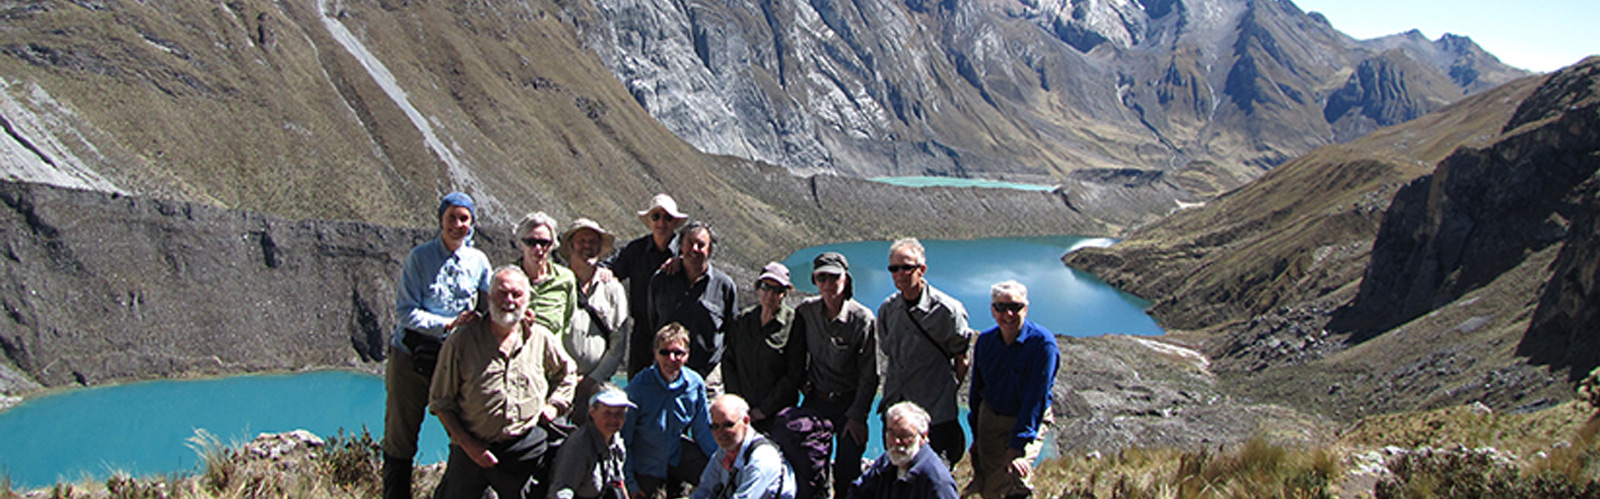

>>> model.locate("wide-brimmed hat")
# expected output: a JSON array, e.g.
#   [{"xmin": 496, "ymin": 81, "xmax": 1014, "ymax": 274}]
[
  {"xmin": 590, "ymin": 387, "xmax": 637, "ymax": 409},
  {"xmin": 757, "ymin": 262, "xmax": 792, "ymax": 289},
  {"xmin": 812, "ymin": 252, "xmax": 854, "ymax": 300},
  {"xmin": 636, "ymin": 193, "xmax": 688, "ymax": 226},
  {"xmin": 558, "ymin": 218, "xmax": 616, "ymax": 263}
]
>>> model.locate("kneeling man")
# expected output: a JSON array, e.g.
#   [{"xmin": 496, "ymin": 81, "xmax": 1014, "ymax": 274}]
[
  {"xmin": 693, "ymin": 394, "xmax": 797, "ymax": 499},
  {"xmin": 431, "ymin": 265, "xmax": 579, "ymax": 499}
]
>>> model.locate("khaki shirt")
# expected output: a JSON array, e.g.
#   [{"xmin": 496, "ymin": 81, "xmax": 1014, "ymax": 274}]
[{"xmin": 430, "ymin": 319, "xmax": 578, "ymax": 443}]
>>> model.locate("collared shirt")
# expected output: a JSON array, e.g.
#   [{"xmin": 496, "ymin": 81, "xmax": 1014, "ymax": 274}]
[
  {"xmin": 691, "ymin": 433, "xmax": 796, "ymax": 499},
  {"xmin": 548, "ymin": 422, "xmax": 628, "ymax": 499},
  {"xmin": 391, "ymin": 237, "xmax": 493, "ymax": 352},
  {"xmin": 428, "ymin": 320, "xmax": 578, "ymax": 443},
  {"xmin": 622, "ymin": 366, "xmax": 719, "ymax": 493},
  {"xmin": 970, "ymin": 320, "xmax": 1059, "ymax": 452},
  {"xmin": 789, "ymin": 297, "xmax": 879, "ymax": 423},
  {"xmin": 647, "ymin": 265, "xmax": 737, "ymax": 374},
  {"xmin": 876, "ymin": 283, "xmax": 971, "ymax": 424},
  {"xmin": 845, "ymin": 444, "xmax": 959, "ymax": 499},
  {"xmin": 566, "ymin": 278, "xmax": 630, "ymax": 381},
  {"xmin": 724, "ymin": 304, "xmax": 798, "ymax": 418},
  {"xmin": 519, "ymin": 257, "xmax": 578, "ymax": 337}
]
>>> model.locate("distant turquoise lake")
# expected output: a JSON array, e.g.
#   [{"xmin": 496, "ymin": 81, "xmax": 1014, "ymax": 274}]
[
  {"xmin": 1, "ymin": 235, "xmax": 1155, "ymax": 488},
  {"xmin": 781, "ymin": 235, "xmax": 1162, "ymax": 336},
  {"xmin": 868, "ymin": 176, "xmax": 1058, "ymax": 192}
]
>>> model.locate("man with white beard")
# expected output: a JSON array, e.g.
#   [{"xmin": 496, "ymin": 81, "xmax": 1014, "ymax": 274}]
[
  {"xmin": 430, "ymin": 265, "xmax": 579, "ymax": 499},
  {"xmin": 845, "ymin": 402, "xmax": 958, "ymax": 499}
]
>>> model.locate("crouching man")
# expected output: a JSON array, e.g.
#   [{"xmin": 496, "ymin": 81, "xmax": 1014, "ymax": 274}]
[
  {"xmin": 693, "ymin": 394, "xmax": 797, "ymax": 499},
  {"xmin": 431, "ymin": 265, "xmax": 579, "ymax": 499}
]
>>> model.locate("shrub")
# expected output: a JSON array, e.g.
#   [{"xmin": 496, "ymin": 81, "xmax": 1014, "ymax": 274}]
[{"xmin": 319, "ymin": 426, "xmax": 383, "ymax": 494}]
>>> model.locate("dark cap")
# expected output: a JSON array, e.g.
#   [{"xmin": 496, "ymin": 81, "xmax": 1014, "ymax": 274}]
[{"xmin": 812, "ymin": 252, "xmax": 853, "ymax": 300}]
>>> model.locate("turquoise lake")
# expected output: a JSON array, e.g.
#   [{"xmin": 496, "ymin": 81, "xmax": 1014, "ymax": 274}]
[
  {"xmin": 780, "ymin": 235, "xmax": 1162, "ymax": 336},
  {"xmin": 0, "ymin": 235, "xmax": 1158, "ymax": 488},
  {"xmin": 868, "ymin": 176, "xmax": 1058, "ymax": 192}
]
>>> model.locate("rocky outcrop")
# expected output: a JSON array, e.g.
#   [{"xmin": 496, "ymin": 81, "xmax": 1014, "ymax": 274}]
[{"xmin": 1329, "ymin": 60, "xmax": 1600, "ymax": 340}]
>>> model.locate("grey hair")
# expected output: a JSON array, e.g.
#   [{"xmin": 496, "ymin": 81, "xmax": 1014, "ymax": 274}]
[
  {"xmin": 884, "ymin": 401, "xmax": 930, "ymax": 435},
  {"xmin": 990, "ymin": 280, "xmax": 1029, "ymax": 304},
  {"xmin": 515, "ymin": 212, "xmax": 559, "ymax": 244},
  {"xmin": 888, "ymin": 238, "xmax": 925, "ymax": 261},
  {"xmin": 492, "ymin": 264, "xmax": 530, "ymax": 287},
  {"xmin": 713, "ymin": 393, "xmax": 751, "ymax": 419}
]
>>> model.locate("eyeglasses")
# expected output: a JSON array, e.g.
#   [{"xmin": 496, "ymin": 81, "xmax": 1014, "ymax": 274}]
[
  {"xmin": 992, "ymin": 302, "xmax": 1026, "ymax": 313},
  {"xmin": 649, "ymin": 212, "xmax": 673, "ymax": 222},
  {"xmin": 521, "ymin": 237, "xmax": 554, "ymax": 248},
  {"xmin": 813, "ymin": 273, "xmax": 841, "ymax": 283},
  {"xmin": 657, "ymin": 348, "xmax": 689, "ymax": 358},
  {"xmin": 759, "ymin": 282, "xmax": 786, "ymax": 292},
  {"xmin": 887, "ymin": 264, "xmax": 924, "ymax": 273},
  {"xmin": 709, "ymin": 421, "xmax": 739, "ymax": 430}
]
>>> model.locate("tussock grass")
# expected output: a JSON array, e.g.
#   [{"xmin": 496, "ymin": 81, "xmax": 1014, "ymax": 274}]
[{"xmin": 1030, "ymin": 437, "xmax": 1337, "ymax": 498}]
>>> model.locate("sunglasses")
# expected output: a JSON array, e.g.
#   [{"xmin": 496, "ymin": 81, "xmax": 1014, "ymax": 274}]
[
  {"xmin": 649, "ymin": 212, "xmax": 675, "ymax": 222},
  {"xmin": 887, "ymin": 264, "xmax": 924, "ymax": 273},
  {"xmin": 521, "ymin": 237, "xmax": 555, "ymax": 248},
  {"xmin": 657, "ymin": 348, "xmax": 689, "ymax": 358},
  {"xmin": 709, "ymin": 421, "xmax": 739, "ymax": 430},
  {"xmin": 758, "ymin": 282, "xmax": 787, "ymax": 292},
  {"xmin": 992, "ymin": 302, "xmax": 1026, "ymax": 313}
]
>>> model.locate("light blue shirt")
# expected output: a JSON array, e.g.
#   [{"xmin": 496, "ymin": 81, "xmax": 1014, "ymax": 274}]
[
  {"xmin": 390, "ymin": 237, "xmax": 493, "ymax": 353},
  {"xmin": 692, "ymin": 433, "xmax": 795, "ymax": 499}
]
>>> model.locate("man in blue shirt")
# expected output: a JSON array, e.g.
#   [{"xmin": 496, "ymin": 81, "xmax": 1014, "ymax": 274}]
[
  {"xmin": 692, "ymin": 393, "xmax": 796, "ymax": 499},
  {"xmin": 384, "ymin": 192, "xmax": 494, "ymax": 499},
  {"xmin": 966, "ymin": 280, "xmax": 1059, "ymax": 499},
  {"xmin": 623, "ymin": 323, "xmax": 719, "ymax": 498},
  {"xmin": 847, "ymin": 401, "xmax": 958, "ymax": 499}
]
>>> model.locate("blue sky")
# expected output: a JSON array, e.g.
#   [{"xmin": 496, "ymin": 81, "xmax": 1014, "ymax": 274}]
[{"xmin": 1292, "ymin": 0, "xmax": 1598, "ymax": 73}]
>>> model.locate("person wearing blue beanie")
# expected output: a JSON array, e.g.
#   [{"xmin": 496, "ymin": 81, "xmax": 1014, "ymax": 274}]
[{"xmin": 384, "ymin": 191, "xmax": 494, "ymax": 499}]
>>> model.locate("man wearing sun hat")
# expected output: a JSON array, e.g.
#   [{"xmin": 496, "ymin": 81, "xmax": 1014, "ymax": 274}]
[
  {"xmin": 606, "ymin": 193, "xmax": 689, "ymax": 378},
  {"xmin": 549, "ymin": 385, "xmax": 635, "ymax": 499},
  {"xmin": 723, "ymin": 262, "xmax": 799, "ymax": 433},
  {"xmin": 785, "ymin": 251, "xmax": 879, "ymax": 499},
  {"xmin": 560, "ymin": 218, "xmax": 631, "ymax": 426}
]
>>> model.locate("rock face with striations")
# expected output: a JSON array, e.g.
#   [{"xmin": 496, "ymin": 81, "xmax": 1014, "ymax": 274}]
[{"xmin": 573, "ymin": 0, "xmax": 1529, "ymax": 186}]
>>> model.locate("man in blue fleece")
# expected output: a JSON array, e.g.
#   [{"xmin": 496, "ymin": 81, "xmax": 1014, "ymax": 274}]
[{"xmin": 623, "ymin": 323, "xmax": 719, "ymax": 498}]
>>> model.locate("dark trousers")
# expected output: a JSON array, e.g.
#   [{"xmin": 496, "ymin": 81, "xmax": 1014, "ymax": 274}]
[
  {"xmin": 433, "ymin": 444, "xmax": 544, "ymax": 499},
  {"xmin": 927, "ymin": 419, "xmax": 966, "ymax": 467},
  {"xmin": 634, "ymin": 439, "xmax": 709, "ymax": 499},
  {"xmin": 802, "ymin": 392, "xmax": 866, "ymax": 499}
]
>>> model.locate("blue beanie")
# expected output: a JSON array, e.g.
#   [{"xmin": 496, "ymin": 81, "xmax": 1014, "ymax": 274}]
[{"xmin": 438, "ymin": 192, "xmax": 476, "ymax": 220}]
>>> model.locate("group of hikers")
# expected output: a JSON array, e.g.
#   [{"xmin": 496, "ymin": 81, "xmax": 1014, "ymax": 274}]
[{"xmin": 383, "ymin": 192, "xmax": 1062, "ymax": 499}]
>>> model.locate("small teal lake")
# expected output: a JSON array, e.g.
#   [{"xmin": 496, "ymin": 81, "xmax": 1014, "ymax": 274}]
[
  {"xmin": 0, "ymin": 371, "xmax": 450, "ymax": 489},
  {"xmin": 869, "ymin": 176, "xmax": 1058, "ymax": 192},
  {"xmin": 781, "ymin": 235, "xmax": 1162, "ymax": 336},
  {"xmin": 1, "ymin": 235, "xmax": 1156, "ymax": 488}
]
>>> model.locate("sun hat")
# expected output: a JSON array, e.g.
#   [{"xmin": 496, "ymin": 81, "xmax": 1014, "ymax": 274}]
[
  {"xmin": 757, "ymin": 262, "xmax": 792, "ymax": 289},
  {"xmin": 636, "ymin": 193, "xmax": 688, "ymax": 226},
  {"xmin": 558, "ymin": 218, "xmax": 617, "ymax": 263}
]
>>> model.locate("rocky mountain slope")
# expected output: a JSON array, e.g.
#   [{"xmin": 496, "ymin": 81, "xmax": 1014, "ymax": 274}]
[
  {"xmin": 1067, "ymin": 57, "xmax": 1600, "ymax": 420},
  {"xmin": 573, "ymin": 0, "xmax": 1530, "ymax": 189}
]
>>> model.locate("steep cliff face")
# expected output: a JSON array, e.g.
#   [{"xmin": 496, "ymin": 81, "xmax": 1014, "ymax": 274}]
[
  {"xmin": 1330, "ymin": 60, "xmax": 1600, "ymax": 340},
  {"xmin": 1325, "ymin": 50, "xmax": 1464, "ymax": 142},
  {"xmin": 574, "ymin": 0, "xmax": 1529, "ymax": 184}
]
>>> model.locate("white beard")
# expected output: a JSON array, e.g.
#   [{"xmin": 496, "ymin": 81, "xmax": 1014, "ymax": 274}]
[
  {"xmin": 490, "ymin": 306, "xmax": 523, "ymax": 328},
  {"xmin": 887, "ymin": 444, "xmax": 918, "ymax": 468}
]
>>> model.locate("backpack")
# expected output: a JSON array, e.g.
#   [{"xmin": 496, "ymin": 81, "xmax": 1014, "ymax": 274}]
[{"xmin": 713, "ymin": 435, "xmax": 797, "ymax": 499}]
